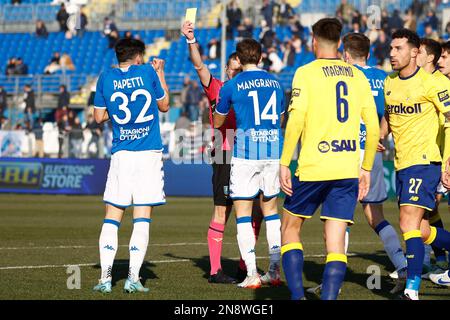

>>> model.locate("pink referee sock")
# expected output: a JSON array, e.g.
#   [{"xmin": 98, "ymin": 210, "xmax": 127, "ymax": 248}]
[{"xmin": 208, "ymin": 221, "xmax": 225, "ymax": 275}]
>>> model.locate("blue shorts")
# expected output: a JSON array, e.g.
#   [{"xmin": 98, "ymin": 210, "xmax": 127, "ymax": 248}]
[
  {"xmin": 395, "ymin": 163, "xmax": 441, "ymax": 211},
  {"xmin": 283, "ymin": 178, "xmax": 359, "ymax": 224}
]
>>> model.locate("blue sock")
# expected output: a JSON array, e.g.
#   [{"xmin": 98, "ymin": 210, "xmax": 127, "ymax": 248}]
[
  {"xmin": 404, "ymin": 230, "xmax": 424, "ymax": 292},
  {"xmin": 321, "ymin": 253, "xmax": 347, "ymax": 300},
  {"xmin": 430, "ymin": 221, "xmax": 447, "ymax": 263},
  {"xmin": 281, "ymin": 243, "xmax": 304, "ymax": 300}
]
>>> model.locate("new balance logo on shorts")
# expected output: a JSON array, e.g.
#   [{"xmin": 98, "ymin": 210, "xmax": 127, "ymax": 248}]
[{"xmin": 409, "ymin": 196, "xmax": 419, "ymax": 202}]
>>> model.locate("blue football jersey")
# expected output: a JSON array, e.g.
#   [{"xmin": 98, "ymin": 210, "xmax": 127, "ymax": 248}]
[
  {"xmin": 215, "ymin": 69, "xmax": 285, "ymax": 160},
  {"xmin": 355, "ymin": 65, "xmax": 387, "ymax": 150},
  {"xmin": 94, "ymin": 64, "xmax": 165, "ymax": 154}
]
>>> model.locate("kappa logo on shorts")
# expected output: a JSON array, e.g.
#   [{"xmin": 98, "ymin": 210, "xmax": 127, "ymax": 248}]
[{"xmin": 438, "ymin": 90, "xmax": 450, "ymax": 103}]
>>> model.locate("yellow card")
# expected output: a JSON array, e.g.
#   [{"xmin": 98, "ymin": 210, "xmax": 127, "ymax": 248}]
[{"xmin": 185, "ymin": 8, "xmax": 197, "ymax": 25}]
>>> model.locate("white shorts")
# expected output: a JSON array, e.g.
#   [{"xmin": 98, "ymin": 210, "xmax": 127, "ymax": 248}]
[
  {"xmin": 103, "ymin": 150, "xmax": 165, "ymax": 208},
  {"xmin": 229, "ymin": 157, "xmax": 280, "ymax": 200},
  {"xmin": 360, "ymin": 150, "xmax": 388, "ymax": 203}
]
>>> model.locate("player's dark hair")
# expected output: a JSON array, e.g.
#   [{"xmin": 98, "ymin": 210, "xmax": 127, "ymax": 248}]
[
  {"xmin": 236, "ymin": 39, "xmax": 262, "ymax": 65},
  {"xmin": 343, "ymin": 33, "xmax": 370, "ymax": 59},
  {"xmin": 227, "ymin": 52, "xmax": 238, "ymax": 67},
  {"xmin": 420, "ymin": 38, "xmax": 442, "ymax": 66},
  {"xmin": 312, "ymin": 18, "xmax": 342, "ymax": 44},
  {"xmin": 115, "ymin": 38, "xmax": 146, "ymax": 63},
  {"xmin": 442, "ymin": 41, "xmax": 450, "ymax": 54},
  {"xmin": 391, "ymin": 28, "xmax": 420, "ymax": 49}
]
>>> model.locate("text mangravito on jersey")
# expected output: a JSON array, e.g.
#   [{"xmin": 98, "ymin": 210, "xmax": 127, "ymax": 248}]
[{"xmin": 119, "ymin": 126, "xmax": 150, "ymax": 141}]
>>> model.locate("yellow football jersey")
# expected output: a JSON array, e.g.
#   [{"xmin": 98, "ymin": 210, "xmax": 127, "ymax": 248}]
[
  {"xmin": 433, "ymin": 70, "xmax": 450, "ymax": 154},
  {"xmin": 281, "ymin": 59, "xmax": 380, "ymax": 181},
  {"xmin": 385, "ymin": 67, "xmax": 450, "ymax": 171}
]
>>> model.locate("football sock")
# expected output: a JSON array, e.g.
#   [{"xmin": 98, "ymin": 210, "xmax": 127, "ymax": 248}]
[
  {"xmin": 430, "ymin": 218, "xmax": 447, "ymax": 263},
  {"xmin": 425, "ymin": 226, "xmax": 450, "ymax": 253},
  {"xmin": 236, "ymin": 217, "xmax": 257, "ymax": 276},
  {"xmin": 207, "ymin": 221, "xmax": 225, "ymax": 275},
  {"xmin": 403, "ymin": 230, "xmax": 424, "ymax": 296},
  {"xmin": 264, "ymin": 214, "xmax": 281, "ymax": 267},
  {"xmin": 239, "ymin": 212, "xmax": 264, "ymax": 272},
  {"xmin": 128, "ymin": 218, "xmax": 151, "ymax": 283},
  {"xmin": 374, "ymin": 220, "xmax": 407, "ymax": 271},
  {"xmin": 321, "ymin": 253, "xmax": 347, "ymax": 300},
  {"xmin": 99, "ymin": 219, "xmax": 120, "ymax": 283},
  {"xmin": 281, "ymin": 243, "xmax": 304, "ymax": 300}
]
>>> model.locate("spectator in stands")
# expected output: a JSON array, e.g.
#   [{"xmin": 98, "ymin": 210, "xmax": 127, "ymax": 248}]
[
  {"xmin": 36, "ymin": 20, "xmax": 48, "ymax": 39},
  {"xmin": 24, "ymin": 106, "xmax": 36, "ymax": 128},
  {"xmin": 289, "ymin": 16, "xmax": 305, "ymax": 43},
  {"xmin": 261, "ymin": 0, "xmax": 275, "ymax": 29},
  {"xmin": 424, "ymin": 10, "xmax": 438, "ymax": 31},
  {"xmin": 60, "ymin": 54, "xmax": 76, "ymax": 72},
  {"xmin": 124, "ymin": 31, "xmax": 133, "ymax": 40},
  {"xmin": 51, "ymin": 52, "xmax": 61, "ymax": 64},
  {"xmin": 55, "ymin": 105, "xmax": 68, "ymax": 124},
  {"xmin": 57, "ymin": 113, "xmax": 71, "ymax": 158},
  {"xmin": 404, "ymin": 8, "xmax": 417, "ymax": 31},
  {"xmin": 380, "ymin": 9, "xmax": 390, "ymax": 34},
  {"xmin": 23, "ymin": 84, "xmax": 35, "ymax": 113},
  {"xmin": 387, "ymin": 9, "xmax": 404, "ymax": 34},
  {"xmin": 58, "ymin": 85, "xmax": 71, "ymax": 109},
  {"xmin": 226, "ymin": 0, "xmax": 242, "ymax": 36},
  {"xmin": 281, "ymin": 40, "xmax": 295, "ymax": 67},
  {"xmin": 336, "ymin": 0, "xmax": 355, "ymax": 25},
  {"xmin": 373, "ymin": 29, "xmax": 390, "ymax": 68},
  {"xmin": 6, "ymin": 58, "xmax": 16, "ymax": 76},
  {"xmin": 350, "ymin": 22, "xmax": 362, "ymax": 33},
  {"xmin": 276, "ymin": 0, "xmax": 295, "ymax": 26},
  {"xmin": 32, "ymin": 117, "xmax": 44, "ymax": 158},
  {"xmin": 85, "ymin": 113, "xmax": 101, "ymax": 158},
  {"xmin": 103, "ymin": 17, "xmax": 119, "ymax": 49},
  {"xmin": 181, "ymin": 76, "xmax": 190, "ymax": 115},
  {"xmin": 185, "ymin": 81, "xmax": 202, "ymax": 122},
  {"xmin": 175, "ymin": 112, "xmax": 191, "ymax": 131},
  {"xmin": 207, "ymin": 38, "xmax": 221, "ymax": 60},
  {"xmin": 424, "ymin": 24, "xmax": 439, "ymax": 41},
  {"xmin": 78, "ymin": 6, "xmax": 88, "ymax": 37},
  {"xmin": 410, "ymin": 0, "xmax": 425, "ymax": 18},
  {"xmin": 259, "ymin": 20, "xmax": 278, "ymax": 50},
  {"xmin": 443, "ymin": 22, "xmax": 450, "ymax": 41},
  {"xmin": 0, "ymin": 86, "xmax": 7, "ymax": 118},
  {"xmin": 56, "ymin": 3, "xmax": 69, "ymax": 33},
  {"xmin": 237, "ymin": 18, "xmax": 254, "ymax": 40},
  {"xmin": 0, "ymin": 116, "xmax": 11, "ymax": 130},
  {"xmin": 267, "ymin": 47, "xmax": 285, "ymax": 73},
  {"xmin": 69, "ymin": 116, "xmax": 83, "ymax": 158},
  {"xmin": 291, "ymin": 35, "xmax": 302, "ymax": 53},
  {"xmin": 11, "ymin": 0, "xmax": 21, "ymax": 4},
  {"xmin": 15, "ymin": 58, "xmax": 28, "ymax": 75}
]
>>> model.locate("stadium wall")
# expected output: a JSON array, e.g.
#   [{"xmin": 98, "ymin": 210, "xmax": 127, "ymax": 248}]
[{"xmin": 0, "ymin": 157, "xmax": 398, "ymax": 199}]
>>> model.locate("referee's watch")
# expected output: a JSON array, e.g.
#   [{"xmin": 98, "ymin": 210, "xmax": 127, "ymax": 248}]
[{"xmin": 186, "ymin": 37, "xmax": 197, "ymax": 44}]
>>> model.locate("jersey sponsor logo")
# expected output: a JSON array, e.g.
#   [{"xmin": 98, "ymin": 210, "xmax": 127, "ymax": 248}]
[
  {"xmin": 292, "ymin": 88, "xmax": 301, "ymax": 97},
  {"xmin": 438, "ymin": 90, "xmax": 449, "ymax": 103},
  {"xmin": 386, "ymin": 103, "xmax": 422, "ymax": 114},
  {"xmin": 119, "ymin": 126, "xmax": 150, "ymax": 141},
  {"xmin": 318, "ymin": 140, "xmax": 357, "ymax": 153}
]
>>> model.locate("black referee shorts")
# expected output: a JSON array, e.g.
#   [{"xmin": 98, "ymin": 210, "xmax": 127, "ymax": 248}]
[{"xmin": 211, "ymin": 150, "xmax": 233, "ymax": 207}]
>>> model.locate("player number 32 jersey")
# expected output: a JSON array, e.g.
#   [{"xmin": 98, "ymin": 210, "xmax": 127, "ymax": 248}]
[{"xmin": 94, "ymin": 64, "xmax": 166, "ymax": 154}]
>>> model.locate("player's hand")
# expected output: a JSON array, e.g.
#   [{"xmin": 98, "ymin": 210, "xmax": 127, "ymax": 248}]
[
  {"xmin": 152, "ymin": 58, "xmax": 165, "ymax": 73},
  {"xmin": 280, "ymin": 165, "xmax": 293, "ymax": 197},
  {"xmin": 182, "ymin": 21, "xmax": 195, "ymax": 41},
  {"xmin": 358, "ymin": 169, "xmax": 371, "ymax": 201},
  {"xmin": 377, "ymin": 141, "xmax": 386, "ymax": 152}
]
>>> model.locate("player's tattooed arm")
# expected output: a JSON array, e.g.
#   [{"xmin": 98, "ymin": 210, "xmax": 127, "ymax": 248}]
[{"xmin": 181, "ymin": 21, "xmax": 211, "ymax": 87}]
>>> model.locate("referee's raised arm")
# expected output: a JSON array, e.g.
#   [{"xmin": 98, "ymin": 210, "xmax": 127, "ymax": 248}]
[{"xmin": 182, "ymin": 21, "xmax": 211, "ymax": 87}]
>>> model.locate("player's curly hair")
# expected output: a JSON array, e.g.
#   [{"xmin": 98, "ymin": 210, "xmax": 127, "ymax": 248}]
[
  {"xmin": 391, "ymin": 29, "xmax": 420, "ymax": 49},
  {"xmin": 115, "ymin": 38, "xmax": 146, "ymax": 63}
]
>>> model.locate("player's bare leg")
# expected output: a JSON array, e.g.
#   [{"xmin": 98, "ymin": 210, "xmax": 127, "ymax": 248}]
[
  {"xmin": 281, "ymin": 212, "xmax": 306, "ymax": 299},
  {"xmin": 321, "ymin": 219, "xmax": 348, "ymax": 300},
  {"xmin": 234, "ymin": 199, "xmax": 261, "ymax": 288},
  {"xmin": 123, "ymin": 206, "xmax": 152, "ymax": 293},
  {"xmin": 259, "ymin": 195, "xmax": 282, "ymax": 286},
  {"xmin": 93, "ymin": 204, "xmax": 125, "ymax": 293}
]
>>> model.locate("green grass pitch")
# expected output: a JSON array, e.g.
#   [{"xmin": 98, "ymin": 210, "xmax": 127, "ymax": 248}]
[{"xmin": 1, "ymin": 194, "xmax": 450, "ymax": 300}]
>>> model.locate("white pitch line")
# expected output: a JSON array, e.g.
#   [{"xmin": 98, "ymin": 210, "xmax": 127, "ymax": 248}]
[
  {"xmin": 0, "ymin": 254, "xmax": 358, "ymax": 271},
  {"xmin": 0, "ymin": 242, "xmax": 381, "ymax": 251}
]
